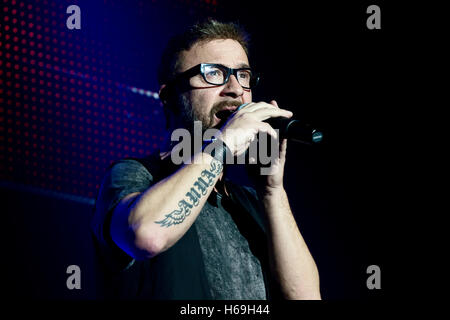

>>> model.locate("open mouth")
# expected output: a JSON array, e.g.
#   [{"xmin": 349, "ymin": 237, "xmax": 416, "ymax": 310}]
[
  {"xmin": 215, "ymin": 109, "xmax": 236, "ymax": 121},
  {"xmin": 214, "ymin": 104, "xmax": 240, "ymax": 121},
  {"xmin": 211, "ymin": 103, "xmax": 241, "ymax": 128}
]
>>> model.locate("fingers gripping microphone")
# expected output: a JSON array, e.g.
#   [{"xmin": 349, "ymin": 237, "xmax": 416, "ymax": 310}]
[{"xmin": 230, "ymin": 103, "xmax": 323, "ymax": 145}]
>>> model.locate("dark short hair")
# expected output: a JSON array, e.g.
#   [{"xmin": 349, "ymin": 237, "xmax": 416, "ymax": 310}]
[{"xmin": 157, "ymin": 19, "xmax": 251, "ymax": 87}]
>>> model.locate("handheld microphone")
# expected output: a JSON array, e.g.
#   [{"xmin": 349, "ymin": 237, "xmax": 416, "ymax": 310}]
[
  {"xmin": 216, "ymin": 103, "xmax": 323, "ymax": 145},
  {"xmin": 264, "ymin": 117, "xmax": 323, "ymax": 145}
]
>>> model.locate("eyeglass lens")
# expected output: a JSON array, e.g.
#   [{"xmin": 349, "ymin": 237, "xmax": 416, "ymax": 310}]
[{"xmin": 203, "ymin": 65, "xmax": 253, "ymax": 88}]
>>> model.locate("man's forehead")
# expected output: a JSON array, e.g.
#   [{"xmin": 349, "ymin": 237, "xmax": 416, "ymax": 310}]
[{"xmin": 178, "ymin": 39, "xmax": 249, "ymax": 72}]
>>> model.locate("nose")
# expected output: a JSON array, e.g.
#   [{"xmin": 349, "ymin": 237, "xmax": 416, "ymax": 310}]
[{"xmin": 220, "ymin": 74, "xmax": 244, "ymax": 98}]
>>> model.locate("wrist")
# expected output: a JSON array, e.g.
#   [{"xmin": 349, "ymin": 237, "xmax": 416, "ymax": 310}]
[
  {"xmin": 202, "ymin": 138, "xmax": 232, "ymax": 165},
  {"xmin": 257, "ymin": 185, "xmax": 286, "ymax": 200}
]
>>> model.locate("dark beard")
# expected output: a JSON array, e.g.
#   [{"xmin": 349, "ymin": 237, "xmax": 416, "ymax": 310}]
[{"xmin": 178, "ymin": 96, "xmax": 243, "ymax": 131}]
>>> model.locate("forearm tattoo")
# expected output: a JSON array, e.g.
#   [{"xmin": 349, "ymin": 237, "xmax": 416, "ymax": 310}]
[{"xmin": 154, "ymin": 159, "xmax": 223, "ymax": 227}]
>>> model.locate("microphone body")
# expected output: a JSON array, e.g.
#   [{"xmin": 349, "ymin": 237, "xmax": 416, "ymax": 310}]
[{"xmin": 264, "ymin": 117, "xmax": 323, "ymax": 145}]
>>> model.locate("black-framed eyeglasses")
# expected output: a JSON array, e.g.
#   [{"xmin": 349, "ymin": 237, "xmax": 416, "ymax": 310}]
[{"xmin": 172, "ymin": 63, "xmax": 260, "ymax": 89}]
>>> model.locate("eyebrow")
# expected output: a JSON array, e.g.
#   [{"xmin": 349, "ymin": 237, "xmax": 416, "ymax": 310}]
[
  {"xmin": 236, "ymin": 62, "xmax": 251, "ymax": 69},
  {"xmin": 209, "ymin": 62, "xmax": 251, "ymax": 69}
]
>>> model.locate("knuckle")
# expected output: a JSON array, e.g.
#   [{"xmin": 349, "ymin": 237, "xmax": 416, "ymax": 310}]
[
  {"xmin": 262, "ymin": 122, "xmax": 272, "ymax": 130},
  {"xmin": 257, "ymin": 122, "xmax": 271, "ymax": 132}
]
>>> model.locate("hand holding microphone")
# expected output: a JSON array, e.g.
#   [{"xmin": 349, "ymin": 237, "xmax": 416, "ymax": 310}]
[
  {"xmin": 217, "ymin": 101, "xmax": 293, "ymax": 157},
  {"xmin": 217, "ymin": 101, "xmax": 323, "ymax": 153}
]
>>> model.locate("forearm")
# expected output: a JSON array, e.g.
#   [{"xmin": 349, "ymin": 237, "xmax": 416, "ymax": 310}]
[
  {"xmin": 262, "ymin": 187, "xmax": 321, "ymax": 300},
  {"xmin": 129, "ymin": 152, "xmax": 223, "ymax": 256}
]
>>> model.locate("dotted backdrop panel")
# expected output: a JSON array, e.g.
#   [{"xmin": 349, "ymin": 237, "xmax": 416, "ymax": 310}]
[{"xmin": 0, "ymin": 0, "xmax": 219, "ymax": 199}]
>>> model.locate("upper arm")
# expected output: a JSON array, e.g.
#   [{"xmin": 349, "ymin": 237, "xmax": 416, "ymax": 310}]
[{"xmin": 92, "ymin": 159, "xmax": 155, "ymax": 261}]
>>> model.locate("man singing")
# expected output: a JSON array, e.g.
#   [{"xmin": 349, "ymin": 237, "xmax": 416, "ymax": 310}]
[{"xmin": 91, "ymin": 19, "xmax": 321, "ymax": 300}]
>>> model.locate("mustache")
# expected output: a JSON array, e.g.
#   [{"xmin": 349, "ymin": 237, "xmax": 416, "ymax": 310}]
[{"xmin": 209, "ymin": 100, "xmax": 242, "ymax": 119}]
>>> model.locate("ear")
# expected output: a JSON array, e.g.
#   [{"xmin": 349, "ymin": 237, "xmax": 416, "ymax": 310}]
[
  {"xmin": 159, "ymin": 83, "xmax": 179, "ymax": 115},
  {"xmin": 159, "ymin": 84, "xmax": 168, "ymax": 105},
  {"xmin": 160, "ymin": 85, "xmax": 172, "ymax": 130}
]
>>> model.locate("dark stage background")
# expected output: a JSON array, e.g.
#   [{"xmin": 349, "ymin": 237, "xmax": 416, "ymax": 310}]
[{"xmin": 1, "ymin": 0, "xmax": 394, "ymax": 300}]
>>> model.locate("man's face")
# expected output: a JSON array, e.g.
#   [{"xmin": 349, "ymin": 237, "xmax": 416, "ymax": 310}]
[{"xmin": 176, "ymin": 39, "xmax": 253, "ymax": 130}]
